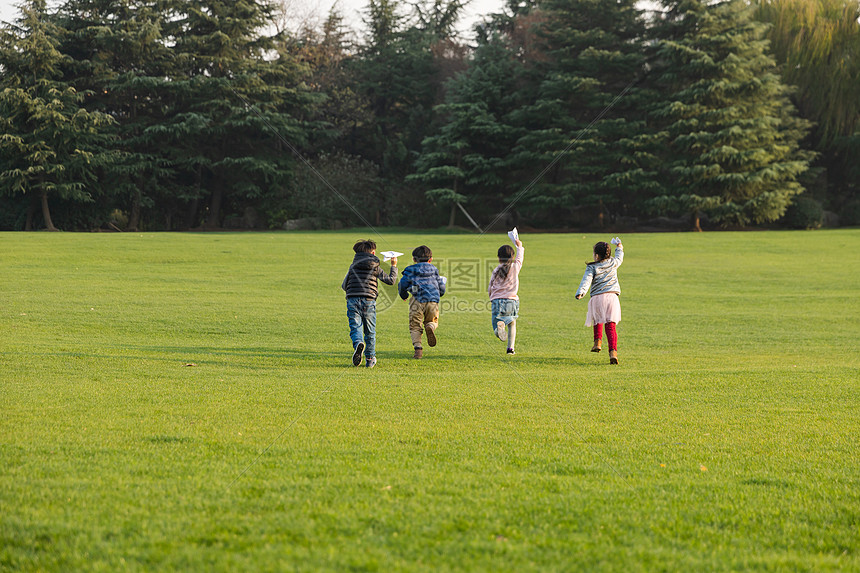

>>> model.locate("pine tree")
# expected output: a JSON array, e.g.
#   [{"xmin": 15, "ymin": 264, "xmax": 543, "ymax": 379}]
[
  {"xmin": 354, "ymin": 0, "xmax": 434, "ymax": 178},
  {"xmin": 506, "ymin": 0, "xmax": 655, "ymax": 227},
  {"xmin": 285, "ymin": 8, "xmax": 367, "ymax": 152},
  {"xmin": 55, "ymin": 0, "xmax": 175, "ymax": 230},
  {"xmin": 647, "ymin": 0, "xmax": 814, "ymax": 229},
  {"xmin": 409, "ymin": 35, "xmax": 525, "ymax": 228},
  {"xmin": 348, "ymin": 0, "xmax": 467, "ymax": 224},
  {"xmin": 0, "ymin": 0, "xmax": 114, "ymax": 230},
  {"xmin": 156, "ymin": 0, "xmax": 315, "ymax": 229}
]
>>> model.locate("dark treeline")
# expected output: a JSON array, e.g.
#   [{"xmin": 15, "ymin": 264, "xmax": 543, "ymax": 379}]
[{"xmin": 0, "ymin": 0, "xmax": 858, "ymax": 231}]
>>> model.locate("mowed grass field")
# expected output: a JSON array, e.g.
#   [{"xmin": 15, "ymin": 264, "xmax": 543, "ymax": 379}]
[{"xmin": 1, "ymin": 229, "xmax": 858, "ymax": 571}]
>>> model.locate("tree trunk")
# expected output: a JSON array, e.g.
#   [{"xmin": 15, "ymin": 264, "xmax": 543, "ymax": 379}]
[
  {"xmin": 186, "ymin": 165, "xmax": 203, "ymax": 229},
  {"xmin": 185, "ymin": 198, "xmax": 199, "ymax": 230},
  {"xmin": 40, "ymin": 190, "xmax": 58, "ymax": 231},
  {"xmin": 127, "ymin": 188, "xmax": 141, "ymax": 232},
  {"xmin": 447, "ymin": 203, "xmax": 456, "ymax": 228},
  {"xmin": 25, "ymin": 193, "xmax": 39, "ymax": 231},
  {"xmin": 205, "ymin": 179, "xmax": 223, "ymax": 229}
]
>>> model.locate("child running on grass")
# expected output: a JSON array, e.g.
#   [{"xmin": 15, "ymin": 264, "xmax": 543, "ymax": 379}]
[
  {"xmin": 342, "ymin": 239, "xmax": 397, "ymax": 368},
  {"xmin": 398, "ymin": 245, "xmax": 446, "ymax": 359},
  {"xmin": 488, "ymin": 238, "xmax": 524, "ymax": 355},
  {"xmin": 575, "ymin": 237, "xmax": 624, "ymax": 364}
]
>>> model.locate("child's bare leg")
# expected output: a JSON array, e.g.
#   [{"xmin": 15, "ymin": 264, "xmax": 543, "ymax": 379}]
[
  {"xmin": 507, "ymin": 320, "xmax": 516, "ymax": 351},
  {"xmin": 495, "ymin": 321, "xmax": 507, "ymax": 341}
]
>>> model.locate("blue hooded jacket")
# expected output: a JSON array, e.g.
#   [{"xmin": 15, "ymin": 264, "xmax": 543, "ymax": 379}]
[{"xmin": 398, "ymin": 262, "xmax": 446, "ymax": 303}]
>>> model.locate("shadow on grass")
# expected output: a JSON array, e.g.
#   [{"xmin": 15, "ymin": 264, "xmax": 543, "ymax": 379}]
[{"xmin": 8, "ymin": 344, "xmax": 595, "ymax": 370}]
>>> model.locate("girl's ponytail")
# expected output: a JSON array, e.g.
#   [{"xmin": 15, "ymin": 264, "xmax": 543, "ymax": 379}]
[
  {"xmin": 496, "ymin": 244, "xmax": 515, "ymax": 280},
  {"xmin": 590, "ymin": 241, "xmax": 611, "ymax": 264}
]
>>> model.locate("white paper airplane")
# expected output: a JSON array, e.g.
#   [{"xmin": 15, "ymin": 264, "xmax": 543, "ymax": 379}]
[{"xmin": 380, "ymin": 250, "xmax": 403, "ymax": 262}]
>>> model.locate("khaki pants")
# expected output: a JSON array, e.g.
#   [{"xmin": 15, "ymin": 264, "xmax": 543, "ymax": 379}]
[{"xmin": 409, "ymin": 299, "xmax": 439, "ymax": 347}]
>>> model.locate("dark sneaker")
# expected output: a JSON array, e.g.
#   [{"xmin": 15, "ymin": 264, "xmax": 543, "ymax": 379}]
[
  {"xmin": 366, "ymin": 357, "xmax": 377, "ymax": 369},
  {"xmin": 506, "ymin": 348, "xmax": 515, "ymax": 355},
  {"xmin": 426, "ymin": 326, "xmax": 437, "ymax": 347},
  {"xmin": 413, "ymin": 347, "xmax": 423, "ymax": 359},
  {"xmin": 352, "ymin": 342, "xmax": 365, "ymax": 366}
]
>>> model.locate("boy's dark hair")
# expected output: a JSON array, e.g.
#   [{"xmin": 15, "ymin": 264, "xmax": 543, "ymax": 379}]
[
  {"xmin": 412, "ymin": 245, "xmax": 432, "ymax": 262},
  {"xmin": 496, "ymin": 244, "xmax": 515, "ymax": 279},
  {"xmin": 353, "ymin": 239, "xmax": 377, "ymax": 254},
  {"xmin": 593, "ymin": 241, "xmax": 611, "ymax": 262}
]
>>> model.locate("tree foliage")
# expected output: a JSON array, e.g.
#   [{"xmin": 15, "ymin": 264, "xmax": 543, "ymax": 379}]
[
  {"xmin": 755, "ymin": 0, "xmax": 860, "ymax": 213},
  {"xmin": 645, "ymin": 0, "xmax": 813, "ymax": 228},
  {"xmin": 0, "ymin": 0, "xmax": 852, "ymax": 230},
  {"xmin": 409, "ymin": 34, "xmax": 525, "ymax": 227},
  {"xmin": 0, "ymin": 0, "xmax": 114, "ymax": 230}
]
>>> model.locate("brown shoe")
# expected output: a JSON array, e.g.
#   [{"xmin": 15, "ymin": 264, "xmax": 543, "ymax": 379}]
[
  {"xmin": 413, "ymin": 347, "xmax": 423, "ymax": 359},
  {"xmin": 609, "ymin": 350, "xmax": 618, "ymax": 365},
  {"xmin": 425, "ymin": 326, "xmax": 437, "ymax": 347},
  {"xmin": 591, "ymin": 339, "xmax": 602, "ymax": 353}
]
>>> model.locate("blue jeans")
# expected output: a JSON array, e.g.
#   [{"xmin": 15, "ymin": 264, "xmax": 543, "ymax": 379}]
[
  {"xmin": 491, "ymin": 299, "xmax": 519, "ymax": 330},
  {"xmin": 347, "ymin": 297, "xmax": 376, "ymax": 358}
]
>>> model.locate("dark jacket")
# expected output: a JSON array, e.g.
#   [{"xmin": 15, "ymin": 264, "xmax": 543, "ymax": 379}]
[
  {"xmin": 398, "ymin": 262, "xmax": 446, "ymax": 302},
  {"xmin": 342, "ymin": 252, "xmax": 397, "ymax": 299}
]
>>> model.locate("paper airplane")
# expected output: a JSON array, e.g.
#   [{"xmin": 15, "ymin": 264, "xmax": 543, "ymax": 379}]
[
  {"xmin": 507, "ymin": 227, "xmax": 518, "ymax": 245},
  {"xmin": 380, "ymin": 250, "xmax": 403, "ymax": 262},
  {"xmin": 610, "ymin": 237, "xmax": 621, "ymax": 245}
]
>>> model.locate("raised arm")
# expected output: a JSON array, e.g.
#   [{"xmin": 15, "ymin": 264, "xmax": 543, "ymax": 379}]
[{"xmin": 513, "ymin": 240, "xmax": 524, "ymax": 271}]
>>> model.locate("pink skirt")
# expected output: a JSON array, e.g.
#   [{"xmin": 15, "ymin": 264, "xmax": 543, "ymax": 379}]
[{"xmin": 585, "ymin": 293, "xmax": 621, "ymax": 326}]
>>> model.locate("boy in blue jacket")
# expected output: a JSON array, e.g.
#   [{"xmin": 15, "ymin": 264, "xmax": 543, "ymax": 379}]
[{"xmin": 398, "ymin": 245, "xmax": 446, "ymax": 359}]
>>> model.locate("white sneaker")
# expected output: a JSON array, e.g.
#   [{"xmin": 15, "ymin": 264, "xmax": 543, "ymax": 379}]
[{"xmin": 495, "ymin": 321, "xmax": 507, "ymax": 342}]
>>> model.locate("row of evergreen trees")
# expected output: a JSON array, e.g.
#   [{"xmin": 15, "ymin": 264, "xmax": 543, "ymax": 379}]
[{"xmin": 1, "ymin": 0, "xmax": 857, "ymax": 231}]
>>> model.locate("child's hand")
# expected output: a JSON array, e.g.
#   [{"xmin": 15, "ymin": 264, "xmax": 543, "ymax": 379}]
[
  {"xmin": 575, "ymin": 294, "xmax": 583, "ymax": 300},
  {"xmin": 390, "ymin": 257, "xmax": 397, "ymax": 266}
]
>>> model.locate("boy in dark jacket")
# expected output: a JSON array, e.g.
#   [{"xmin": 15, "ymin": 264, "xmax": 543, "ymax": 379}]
[
  {"xmin": 398, "ymin": 245, "xmax": 446, "ymax": 359},
  {"xmin": 342, "ymin": 240, "xmax": 397, "ymax": 368}
]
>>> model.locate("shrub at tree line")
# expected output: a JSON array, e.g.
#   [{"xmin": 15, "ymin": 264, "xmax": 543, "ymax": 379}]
[{"xmin": 1, "ymin": 0, "xmax": 858, "ymax": 231}]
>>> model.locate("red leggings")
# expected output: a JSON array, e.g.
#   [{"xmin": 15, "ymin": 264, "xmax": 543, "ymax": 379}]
[{"xmin": 593, "ymin": 322, "xmax": 617, "ymax": 351}]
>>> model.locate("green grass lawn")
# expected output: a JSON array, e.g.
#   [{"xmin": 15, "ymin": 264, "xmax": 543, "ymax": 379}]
[{"xmin": 1, "ymin": 229, "xmax": 858, "ymax": 571}]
